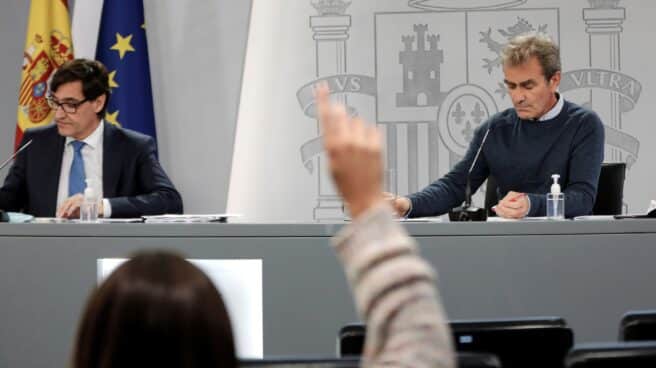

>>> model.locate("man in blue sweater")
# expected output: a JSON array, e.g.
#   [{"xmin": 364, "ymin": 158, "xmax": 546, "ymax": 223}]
[{"xmin": 393, "ymin": 34, "xmax": 605, "ymax": 219}]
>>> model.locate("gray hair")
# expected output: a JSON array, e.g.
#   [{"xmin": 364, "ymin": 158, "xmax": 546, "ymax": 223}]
[{"xmin": 501, "ymin": 33, "xmax": 561, "ymax": 80}]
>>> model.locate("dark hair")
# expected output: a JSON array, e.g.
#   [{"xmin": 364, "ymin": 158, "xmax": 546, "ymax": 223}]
[
  {"xmin": 50, "ymin": 59, "xmax": 111, "ymax": 118},
  {"xmin": 72, "ymin": 251, "xmax": 237, "ymax": 368},
  {"xmin": 501, "ymin": 33, "xmax": 561, "ymax": 81}
]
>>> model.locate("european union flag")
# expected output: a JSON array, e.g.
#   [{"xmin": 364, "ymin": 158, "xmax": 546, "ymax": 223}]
[{"xmin": 95, "ymin": 0, "xmax": 157, "ymax": 143}]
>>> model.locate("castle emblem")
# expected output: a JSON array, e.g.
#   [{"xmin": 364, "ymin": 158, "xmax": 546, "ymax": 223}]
[{"xmin": 397, "ymin": 25, "xmax": 445, "ymax": 107}]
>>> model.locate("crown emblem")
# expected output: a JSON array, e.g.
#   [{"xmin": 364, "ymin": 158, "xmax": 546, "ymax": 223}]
[{"xmin": 312, "ymin": 0, "xmax": 351, "ymax": 16}]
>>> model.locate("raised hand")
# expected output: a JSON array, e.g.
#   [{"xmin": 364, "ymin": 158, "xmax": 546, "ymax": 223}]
[{"xmin": 315, "ymin": 83, "xmax": 384, "ymax": 219}]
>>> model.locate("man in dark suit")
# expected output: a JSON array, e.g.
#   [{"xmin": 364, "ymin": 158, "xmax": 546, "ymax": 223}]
[{"xmin": 0, "ymin": 59, "xmax": 183, "ymax": 218}]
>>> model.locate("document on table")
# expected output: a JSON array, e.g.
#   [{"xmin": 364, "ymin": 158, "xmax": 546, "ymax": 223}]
[
  {"xmin": 487, "ymin": 216, "xmax": 554, "ymax": 222},
  {"xmin": 89, "ymin": 218, "xmax": 144, "ymax": 223},
  {"xmin": 33, "ymin": 217, "xmax": 144, "ymax": 223},
  {"xmin": 143, "ymin": 214, "xmax": 242, "ymax": 223},
  {"xmin": 573, "ymin": 215, "xmax": 615, "ymax": 221},
  {"xmin": 400, "ymin": 217, "xmax": 443, "ymax": 223},
  {"xmin": 3, "ymin": 212, "xmax": 35, "ymax": 223},
  {"xmin": 344, "ymin": 216, "xmax": 443, "ymax": 223}
]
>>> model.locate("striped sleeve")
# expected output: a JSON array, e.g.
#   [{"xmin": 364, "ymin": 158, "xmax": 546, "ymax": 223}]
[{"xmin": 332, "ymin": 204, "xmax": 455, "ymax": 368}]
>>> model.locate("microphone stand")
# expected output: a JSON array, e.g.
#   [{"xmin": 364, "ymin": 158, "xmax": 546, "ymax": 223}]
[
  {"xmin": 0, "ymin": 139, "xmax": 33, "ymax": 223},
  {"xmin": 448, "ymin": 177, "xmax": 487, "ymax": 222},
  {"xmin": 448, "ymin": 129, "xmax": 490, "ymax": 222}
]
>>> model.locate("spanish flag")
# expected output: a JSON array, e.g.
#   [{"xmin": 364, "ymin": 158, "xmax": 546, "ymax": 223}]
[{"xmin": 16, "ymin": 0, "xmax": 74, "ymax": 149}]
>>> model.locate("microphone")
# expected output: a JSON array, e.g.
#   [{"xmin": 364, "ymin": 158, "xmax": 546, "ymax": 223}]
[
  {"xmin": 0, "ymin": 139, "xmax": 33, "ymax": 172},
  {"xmin": 0, "ymin": 139, "xmax": 33, "ymax": 222},
  {"xmin": 448, "ymin": 127, "xmax": 491, "ymax": 222}
]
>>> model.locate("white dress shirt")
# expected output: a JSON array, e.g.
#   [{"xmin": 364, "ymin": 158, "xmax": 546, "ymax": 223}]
[
  {"xmin": 56, "ymin": 121, "xmax": 112, "ymax": 217},
  {"xmin": 538, "ymin": 92, "xmax": 564, "ymax": 121}
]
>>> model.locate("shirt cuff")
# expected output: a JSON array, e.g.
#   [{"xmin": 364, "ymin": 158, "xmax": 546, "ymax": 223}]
[
  {"xmin": 403, "ymin": 197, "xmax": 413, "ymax": 218},
  {"xmin": 525, "ymin": 195, "xmax": 531, "ymax": 218},
  {"xmin": 102, "ymin": 198, "xmax": 112, "ymax": 218}
]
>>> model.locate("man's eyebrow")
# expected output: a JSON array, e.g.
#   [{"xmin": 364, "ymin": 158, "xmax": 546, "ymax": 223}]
[
  {"xmin": 53, "ymin": 97, "xmax": 82, "ymax": 102},
  {"xmin": 503, "ymin": 79, "xmax": 536, "ymax": 87},
  {"xmin": 519, "ymin": 79, "xmax": 536, "ymax": 87}
]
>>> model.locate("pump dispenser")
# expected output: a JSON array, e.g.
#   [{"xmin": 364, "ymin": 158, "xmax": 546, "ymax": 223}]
[
  {"xmin": 80, "ymin": 179, "xmax": 99, "ymax": 222},
  {"xmin": 547, "ymin": 174, "xmax": 565, "ymax": 219},
  {"xmin": 550, "ymin": 174, "xmax": 561, "ymax": 195}
]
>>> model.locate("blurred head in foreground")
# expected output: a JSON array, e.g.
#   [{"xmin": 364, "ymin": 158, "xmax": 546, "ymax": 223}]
[{"xmin": 72, "ymin": 250, "xmax": 237, "ymax": 368}]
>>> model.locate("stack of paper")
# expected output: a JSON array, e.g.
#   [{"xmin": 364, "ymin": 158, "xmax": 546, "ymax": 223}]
[
  {"xmin": 400, "ymin": 217, "xmax": 443, "ymax": 223},
  {"xmin": 487, "ymin": 216, "xmax": 554, "ymax": 222},
  {"xmin": 142, "ymin": 214, "xmax": 240, "ymax": 223}
]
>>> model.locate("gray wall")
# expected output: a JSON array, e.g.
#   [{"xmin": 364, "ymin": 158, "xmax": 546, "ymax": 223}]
[
  {"xmin": 0, "ymin": 1, "xmax": 29, "ymax": 160},
  {"xmin": 0, "ymin": 0, "xmax": 252, "ymax": 214},
  {"xmin": 143, "ymin": 1, "xmax": 252, "ymax": 214}
]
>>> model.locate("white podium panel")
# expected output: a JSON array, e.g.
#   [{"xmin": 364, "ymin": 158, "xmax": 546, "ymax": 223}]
[{"xmin": 98, "ymin": 258, "xmax": 263, "ymax": 358}]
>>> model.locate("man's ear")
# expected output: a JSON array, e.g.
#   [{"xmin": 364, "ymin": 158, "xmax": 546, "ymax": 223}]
[
  {"xmin": 93, "ymin": 94, "xmax": 107, "ymax": 114},
  {"xmin": 549, "ymin": 71, "xmax": 562, "ymax": 90}
]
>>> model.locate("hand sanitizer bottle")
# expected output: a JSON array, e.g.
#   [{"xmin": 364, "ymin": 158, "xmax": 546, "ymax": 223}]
[
  {"xmin": 80, "ymin": 179, "xmax": 99, "ymax": 222},
  {"xmin": 546, "ymin": 174, "xmax": 565, "ymax": 219}
]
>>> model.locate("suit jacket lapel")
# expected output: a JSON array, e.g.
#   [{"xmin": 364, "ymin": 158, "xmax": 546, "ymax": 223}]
[
  {"xmin": 102, "ymin": 122, "xmax": 121, "ymax": 198},
  {"xmin": 44, "ymin": 132, "xmax": 65, "ymax": 215}
]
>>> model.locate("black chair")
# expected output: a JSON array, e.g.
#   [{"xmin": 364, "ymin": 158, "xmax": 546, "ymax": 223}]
[
  {"xmin": 451, "ymin": 317, "xmax": 573, "ymax": 368},
  {"xmin": 338, "ymin": 324, "xmax": 365, "ymax": 357},
  {"xmin": 339, "ymin": 316, "xmax": 574, "ymax": 368},
  {"xmin": 565, "ymin": 342, "xmax": 656, "ymax": 367},
  {"xmin": 620, "ymin": 310, "xmax": 656, "ymax": 341},
  {"xmin": 240, "ymin": 354, "xmax": 500, "ymax": 368},
  {"xmin": 457, "ymin": 352, "xmax": 501, "ymax": 368},
  {"xmin": 484, "ymin": 162, "xmax": 627, "ymax": 216},
  {"xmin": 593, "ymin": 162, "xmax": 626, "ymax": 215}
]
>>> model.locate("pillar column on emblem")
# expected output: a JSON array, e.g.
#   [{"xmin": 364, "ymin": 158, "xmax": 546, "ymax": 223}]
[
  {"xmin": 310, "ymin": 1, "xmax": 352, "ymax": 220},
  {"xmin": 584, "ymin": 1, "xmax": 626, "ymax": 163}
]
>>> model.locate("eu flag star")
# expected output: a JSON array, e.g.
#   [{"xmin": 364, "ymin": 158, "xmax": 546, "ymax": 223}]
[
  {"xmin": 105, "ymin": 110, "xmax": 121, "ymax": 126},
  {"xmin": 108, "ymin": 70, "xmax": 119, "ymax": 89},
  {"xmin": 110, "ymin": 33, "xmax": 136, "ymax": 59}
]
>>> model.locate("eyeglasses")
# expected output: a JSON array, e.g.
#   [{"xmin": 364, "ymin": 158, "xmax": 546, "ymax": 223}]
[{"xmin": 46, "ymin": 96, "xmax": 89, "ymax": 114}]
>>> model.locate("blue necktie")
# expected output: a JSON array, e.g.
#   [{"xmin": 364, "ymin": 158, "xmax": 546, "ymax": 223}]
[{"xmin": 68, "ymin": 141, "xmax": 86, "ymax": 196}]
